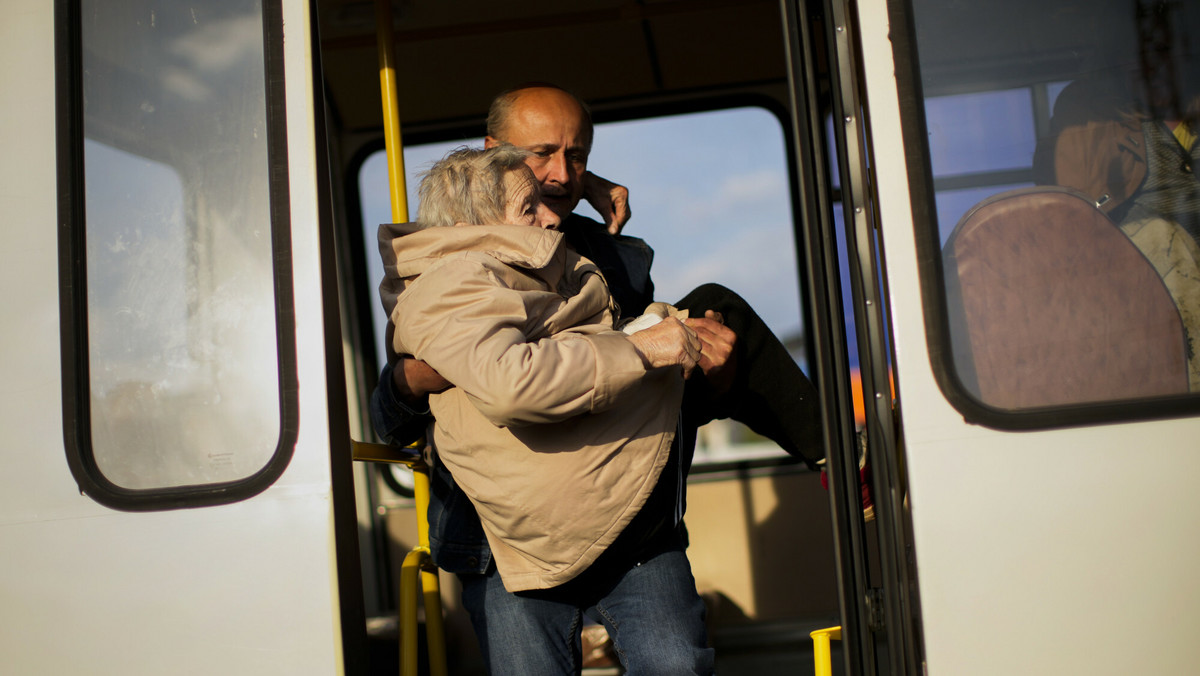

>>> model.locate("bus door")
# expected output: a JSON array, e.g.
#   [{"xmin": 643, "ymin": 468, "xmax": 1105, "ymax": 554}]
[
  {"xmin": 0, "ymin": 0, "xmax": 365, "ymax": 672},
  {"xmin": 782, "ymin": 0, "xmax": 921, "ymax": 672}
]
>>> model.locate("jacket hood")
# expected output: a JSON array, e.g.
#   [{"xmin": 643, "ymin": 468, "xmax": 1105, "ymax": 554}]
[{"xmin": 378, "ymin": 222, "xmax": 571, "ymax": 331}]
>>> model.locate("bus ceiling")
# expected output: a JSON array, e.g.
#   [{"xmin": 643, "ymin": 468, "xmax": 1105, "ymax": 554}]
[{"xmin": 314, "ymin": 0, "xmax": 789, "ymax": 134}]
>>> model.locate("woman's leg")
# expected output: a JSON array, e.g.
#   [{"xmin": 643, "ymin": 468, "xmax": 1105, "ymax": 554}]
[{"xmin": 676, "ymin": 283, "xmax": 823, "ymax": 466}]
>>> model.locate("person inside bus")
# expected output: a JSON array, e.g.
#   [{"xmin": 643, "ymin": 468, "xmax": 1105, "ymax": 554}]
[
  {"xmin": 379, "ymin": 144, "xmax": 725, "ymax": 674},
  {"xmin": 1033, "ymin": 64, "xmax": 1200, "ymax": 389},
  {"xmin": 372, "ymin": 86, "xmax": 826, "ymax": 674}
]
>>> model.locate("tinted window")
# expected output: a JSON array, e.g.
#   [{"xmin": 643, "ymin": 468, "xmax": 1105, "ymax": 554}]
[{"xmin": 908, "ymin": 0, "xmax": 1200, "ymax": 419}]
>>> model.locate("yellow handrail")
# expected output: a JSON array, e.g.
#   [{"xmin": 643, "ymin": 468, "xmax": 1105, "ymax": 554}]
[
  {"xmin": 375, "ymin": 0, "xmax": 409, "ymax": 224},
  {"xmin": 367, "ymin": 5, "xmax": 437, "ymax": 674},
  {"xmin": 352, "ymin": 441, "xmax": 447, "ymax": 676},
  {"xmin": 397, "ymin": 464, "xmax": 446, "ymax": 676},
  {"xmin": 810, "ymin": 625, "xmax": 842, "ymax": 676}
]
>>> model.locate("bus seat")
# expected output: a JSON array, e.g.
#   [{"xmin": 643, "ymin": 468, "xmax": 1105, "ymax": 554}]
[{"xmin": 943, "ymin": 186, "xmax": 1189, "ymax": 409}]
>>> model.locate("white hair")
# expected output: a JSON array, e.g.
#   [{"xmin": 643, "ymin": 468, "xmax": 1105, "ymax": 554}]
[{"xmin": 416, "ymin": 145, "xmax": 532, "ymax": 228}]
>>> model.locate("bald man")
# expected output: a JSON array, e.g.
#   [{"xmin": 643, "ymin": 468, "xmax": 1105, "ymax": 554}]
[{"xmin": 372, "ymin": 84, "xmax": 822, "ymax": 674}]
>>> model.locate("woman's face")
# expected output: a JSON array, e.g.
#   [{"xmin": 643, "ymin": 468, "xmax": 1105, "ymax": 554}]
[{"xmin": 502, "ymin": 167, "xmax": 561, "ymax": 230}]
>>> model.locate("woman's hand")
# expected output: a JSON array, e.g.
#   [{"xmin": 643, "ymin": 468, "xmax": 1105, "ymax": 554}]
[{"xmin": 626, "ymin": 317, "xmax": 702, "ymax": 377}]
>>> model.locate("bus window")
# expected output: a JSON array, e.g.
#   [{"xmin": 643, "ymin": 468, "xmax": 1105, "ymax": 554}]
[
  {"xmin": 359, "ymin": 106, "xmax": 809, "ymax": 468},
  {"xmin": 62, "ymin": 0, "xmax": 295, "ymax": 503},
  {"xmin": 906, "ymin": 0, "xmax": 1200, "ymax": 423}
]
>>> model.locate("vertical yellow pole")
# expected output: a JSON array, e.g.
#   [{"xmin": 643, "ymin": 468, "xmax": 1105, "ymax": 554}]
[
  {"xmin": 375, "ymin": 4, "xmax": 445, "ymax": 675},
  {"xmin": 376, "ymin": 4, "xmax": 416, "ymax": 672},
  {"xmin": 810, "ymin": 626, "xmax": 842, "ymax": 676},
  {"xmin": 397, "ymin": 463, "xmax": 447, "ymax": 676},
  {"xmin": 398, "ymin": 548, "xmax": 423, "ymax": 676},
  {"xmin": 375, "ymin": 0, "xmax": 409, "ymax": 223},
  {"xmin": 414, "ymin": 466, "xmax": 447, "ymax": 676}
]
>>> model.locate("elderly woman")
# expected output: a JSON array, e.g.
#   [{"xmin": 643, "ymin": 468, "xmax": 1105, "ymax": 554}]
[{"xmin": 378, "ymin": 145, "xmax": 702, "ymax": 592}]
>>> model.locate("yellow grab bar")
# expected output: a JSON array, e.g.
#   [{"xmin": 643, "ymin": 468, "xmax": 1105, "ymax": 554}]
[
  {"xmin": 811, "ymin": 625, "xmax": 842, "ymax": 676},
  {"xmin": 368, "ymin": 0, "xmax": 436, "ymax": 671},
  {"xmin": 352, "ymin": 440, "xmax": 447, "ymax": 676},
  {"xmin": 375, "ymin": 0, "xmax": 409, "ymax": 223}
]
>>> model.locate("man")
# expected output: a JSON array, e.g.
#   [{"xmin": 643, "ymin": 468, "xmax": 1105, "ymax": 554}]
[{"xmin": 371, "ymin": 84, "xmax": 822, "ymax": 674}]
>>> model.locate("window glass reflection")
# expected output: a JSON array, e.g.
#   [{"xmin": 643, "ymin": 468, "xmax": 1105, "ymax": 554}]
[
  {"xmin": 925, "ymin": 89, "xmax": 1036, "ymax": 176},
  {"xmin": 82, "ymin": 0, "xmax": 281, "ymax": 488},
  {"xmin": 934, "ymin": 183, "xmax": 1028, "ymax": 245},
  {"xmin": 912, "ymin": 0, "xmax": 1200, "ymax": 413}
]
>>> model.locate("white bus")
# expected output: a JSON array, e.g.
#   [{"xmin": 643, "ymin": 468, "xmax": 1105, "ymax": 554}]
[{"xmin": 3, "ymin": 0, "xmax": 1197, "ymax": 673}]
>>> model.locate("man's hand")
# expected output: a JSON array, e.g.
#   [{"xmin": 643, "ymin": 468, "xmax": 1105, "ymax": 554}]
[
  {"xmin": 685, "ymin": 310, "xmax": 738, "ymax": 394},
  {"xmin": 582, "ymin": 171, "xmax": 632, "ymax": 235},
  {"xmin": 392, "ymin": 355, "xmax": 452, "ymax": 401},
  {"xmin": 626, "ymin": 317, "xmax": 702, "ymax": 378}
]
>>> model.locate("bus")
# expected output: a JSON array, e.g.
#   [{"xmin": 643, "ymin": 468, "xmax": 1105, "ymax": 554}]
[{"xmin": 4, "ymin": 0, "xmax": 1198, "ymax": 673}]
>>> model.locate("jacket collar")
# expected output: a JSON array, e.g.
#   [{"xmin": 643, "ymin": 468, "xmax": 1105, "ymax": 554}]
[{"xmin": 384, "ymin": 222, "xmax": 565, "ymax": 277}]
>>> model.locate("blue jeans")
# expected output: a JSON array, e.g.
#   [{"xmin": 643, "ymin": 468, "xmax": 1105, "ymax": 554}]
[{"xmin": 459, "ymin": 530, "xmax": 714, "ymax": 676}]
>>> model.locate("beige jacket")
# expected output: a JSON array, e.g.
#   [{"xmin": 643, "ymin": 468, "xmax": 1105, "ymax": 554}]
[{"xmin": 379, "ymin": 222, "xmax": 683, "ymax": 591}]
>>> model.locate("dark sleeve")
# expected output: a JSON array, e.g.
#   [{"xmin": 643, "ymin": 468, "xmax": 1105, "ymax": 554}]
[{"xmin": 368, "ymin": 362, "xmax": 433, "ymax": 446}]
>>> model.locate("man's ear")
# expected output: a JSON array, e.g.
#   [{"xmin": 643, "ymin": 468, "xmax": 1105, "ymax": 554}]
[{"xmin": 484, "ymin": 136, "xmax": 499, "ymax": 149}]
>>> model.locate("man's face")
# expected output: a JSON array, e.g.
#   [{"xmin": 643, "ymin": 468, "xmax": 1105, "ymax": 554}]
[
  {"xmin": 487, "ymin": 88, "xmax": 589, "ymax": 221},
  {"xmin": 501, "ymin": 167, "xmax": 561, "ymax": 230}
]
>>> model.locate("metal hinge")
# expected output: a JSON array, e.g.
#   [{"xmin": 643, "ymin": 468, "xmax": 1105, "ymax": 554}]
[{"xmin": 866, "ymin": 587, "xmax": 886, "ymax": 632}]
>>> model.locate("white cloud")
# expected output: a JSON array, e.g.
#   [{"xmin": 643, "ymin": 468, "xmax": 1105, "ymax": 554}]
[
  {"xmin": 162, "ymin": 14, "xmax": 263, "ymax": 101},
  {"xmin": 717, "ymin": 169, "xmax": 788, "ymax": 206}
]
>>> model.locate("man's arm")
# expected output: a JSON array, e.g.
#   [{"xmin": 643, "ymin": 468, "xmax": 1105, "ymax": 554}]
[
  {"xmin": 370, "ymin": 315, "xmax": 454, "ymax": 446},
  {"xmin": 583, "ymin": 171, "xmax": 632, "ymax": 235},
  {"xmin": 369, "ymin": 357, "xmax": 450, "ymax": 447},
  {"xmin": 686, "ymin": 310, "xmax": 737, "ymax": 395},
  {"xmin": 394, "ymin": 355, "xmax": 452, "ymax": 399}
]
